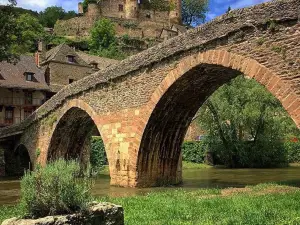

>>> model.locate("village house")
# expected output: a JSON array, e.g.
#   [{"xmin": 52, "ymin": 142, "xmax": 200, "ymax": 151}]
[{"xmin": 0, "ymin": 43, "xmax": 118, "ymax": 127}]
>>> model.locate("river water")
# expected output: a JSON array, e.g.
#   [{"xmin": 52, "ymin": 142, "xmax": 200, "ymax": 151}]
[{"xmin": 1, "ymin": 165, "xmax": 300, "ymax": 206}]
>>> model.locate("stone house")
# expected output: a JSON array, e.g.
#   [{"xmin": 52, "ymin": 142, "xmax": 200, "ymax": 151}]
[
  {"xmin": 0, "ymin": 44, "xmax": 118, "ymax": 127},
  {"xmin": 0, "ymin": 56, "xmax": 49, "ymax": 127}
]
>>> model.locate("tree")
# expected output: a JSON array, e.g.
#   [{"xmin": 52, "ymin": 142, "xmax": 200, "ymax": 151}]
[
  {"xmin": 63, "ymin": 10, "xmax": 77, "ymax": 20},
  {"xmin": 0, "ymin": 0, "xmax": 18, "ymax": 62},
  {"xmin": 196, "ymin": 75, "xmax": 299, "ymax": 168},
  {"xmin": 14, "ymin": 14, "xmax": 45, "ymax": 54},
  {"xmin": 89, "ymin": 18, "xmax": 126, "ymax": 60},
  {"xmin": 89, "ymin": 18, "xmax": 116, "ymax": 50},
  {"xmin": 182, "ymin": 0, "xmax": 209, "ymax": 26},
  {"xmin": 39, "ymin": 6, "xmax": 65, "ymax": 28}
]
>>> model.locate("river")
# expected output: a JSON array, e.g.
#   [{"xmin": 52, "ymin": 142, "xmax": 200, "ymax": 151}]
[{"xmin": 1, "ymin": 164, "xmax": 300, "ymax": 206}]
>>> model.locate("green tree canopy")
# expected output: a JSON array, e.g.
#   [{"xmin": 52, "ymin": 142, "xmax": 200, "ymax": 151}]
[
  {"xmin": 14, "ymin": 13, "xmax": 45, "ymax": 54},
  {"xmin": 196, "ymin": 75, "xmax": 299, "ymax": 168},
  {"xmin": 89, "ymin": 18, "xmax": 116, "ymax": 51},
  {"xmin": 0, "ymin": 0, "xmax": 18, "ymax": 62},
  {"xmin": 182, "ymin": 0, "xmax": 209, "ymax": 25},
  {"xmin": 39, "ymin": 6, "xmax": 65, "ymax": 28}
]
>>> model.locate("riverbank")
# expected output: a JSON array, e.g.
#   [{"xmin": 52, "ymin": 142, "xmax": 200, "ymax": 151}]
[{"xmin": 1, "ymin": 183, "xmax": 300, "ymax": 224}]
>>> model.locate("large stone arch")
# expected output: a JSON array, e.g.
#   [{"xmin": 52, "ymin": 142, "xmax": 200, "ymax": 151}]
[{"xmin": 136, "ymin": 50, "xmax": 300, "ymax": 187}]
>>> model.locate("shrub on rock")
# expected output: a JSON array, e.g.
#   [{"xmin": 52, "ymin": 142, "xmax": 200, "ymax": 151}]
[{"xmin": 20, "ymin": 159, "xmax": 93, "ymax": 218}]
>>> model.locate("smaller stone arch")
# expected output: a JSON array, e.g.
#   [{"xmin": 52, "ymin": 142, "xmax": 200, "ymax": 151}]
[{"xmin": 7, "ymin": 144, "xmax": 32, "ymax": 176}]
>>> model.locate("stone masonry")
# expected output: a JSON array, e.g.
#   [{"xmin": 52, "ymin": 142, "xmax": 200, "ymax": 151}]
[{"xmin": 0, "ymin": 0, "xmax": 299, "ymax": 187}]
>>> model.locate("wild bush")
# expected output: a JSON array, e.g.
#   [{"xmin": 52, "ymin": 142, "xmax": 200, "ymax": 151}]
[
  {"xmin": 285, "ymin": 141, "xmax": 300, "ymax": 163},
  {"xmin": 182, "ymin": 141, "xmax": 206, "ymax": 164},
  {"xmin": 20, "ymin": 159, "xmax": 93, "ymax": 218},
  {"xmin": 90, "ymin": 136, "xmax": 108, "ymax": 174}
]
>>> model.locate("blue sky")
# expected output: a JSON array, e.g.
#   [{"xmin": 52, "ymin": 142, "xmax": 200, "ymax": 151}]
[{"xmin": 0, "ymin": 0, "xmax": 270, "ymax": 21}]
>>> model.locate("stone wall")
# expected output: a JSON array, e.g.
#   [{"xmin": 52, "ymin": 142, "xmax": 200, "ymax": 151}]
[{"xmin": 48, "ymin": 62, "xmax": 93, "ymax": 92}]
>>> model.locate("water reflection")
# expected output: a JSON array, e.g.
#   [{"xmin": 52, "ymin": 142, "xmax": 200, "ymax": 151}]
[{"xmin": 1, "ymin": 165, "xmax": 300, "ymax": 206}]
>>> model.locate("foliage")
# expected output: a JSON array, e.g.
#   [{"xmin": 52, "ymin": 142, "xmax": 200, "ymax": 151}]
[
  {"xmin": 82, "ymin": 0, "xmax": 98, "ymax": 13},
  {"xmin": 14, "ymin": 14, "xmax": 45, "ymax": 54},
  {"xmin": 45, "ymin": 35, "xmax": 89, "ymax": 51},
  {"xmin": 89, "ymin": 18, "xmax": 116, "ymax": 50},
  {"xmin": 89, "ymin": 18, "xmax": 126, "ymax": 60},
  {"xmin": 90, "ymin": 137, "xmax": 108, "ymax": 175},
  {"xmin": 39, "ymin": 6, "xmax": 77, "ymax": 28},
  {"xmin": 39, "ymin": 6, "xmax": 65, "ymax": 28},
  {"xmin": 142, "ymin": 0, "xmax": 171, "ymax": 12},
  {"xmin": 182, "ymin": 141, "xmax": 206, "ymax": 163},
  {"xmin": 197, "ymin": 75, "xmax": 299, "ymax": 168},
  {"xmin": 63, "ymin": 10, "xmax": 77, "ymax": 20},
  {"xmin": 182, "ymin": 0, "xmax": 209, "ymax": 26},
  {"xmin": 0, "ymin": 1, "xmax": 19, "ymax": 62},
  {"xmin": 182, "ymin": 161, "xmax": 212, "ymax": 169},
  {"xmin": 285, "ymin": 140, "xmax": 300, "ymax": 163},
  {"xmin": 20, "ymin": 159, "xmax": 93, "ymax": 218}
]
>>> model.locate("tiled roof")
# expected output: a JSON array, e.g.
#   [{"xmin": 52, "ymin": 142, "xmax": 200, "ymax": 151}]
[
  {"xmin": 77, "ymin": 51, "xmax": 119, "ymax": 70},
  {"xmin": 42, "ymin": 44, "xmax": 90, "ymax": 67},
  {"xmin": 0, "ymin": 55, "xmax": 49, "ymax": 91}
]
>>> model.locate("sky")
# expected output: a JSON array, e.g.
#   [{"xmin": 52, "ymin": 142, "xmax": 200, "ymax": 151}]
[{"xmin": 0, "ymin": 0, "xmax": 271, "ymax": 21}]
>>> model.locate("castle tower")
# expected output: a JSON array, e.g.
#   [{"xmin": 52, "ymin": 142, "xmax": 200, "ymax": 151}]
[
  {"xmin": 169, "ymin": 0, "xmax": 182, "ymax": 24},
  {"xmin": 87, "ymin": 3, "xmax": 101, "ymax": 18},
  {"xmin": 125, "ymin": 0, "xmax": 138, "ymax": 19},
  {"xmin": 78, "ymin": 2, "xmax": 83, "ymax": 15}
]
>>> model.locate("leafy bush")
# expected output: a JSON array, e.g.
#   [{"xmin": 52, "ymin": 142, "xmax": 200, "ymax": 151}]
[
  {"xmin": 285, "ymin": 141, "xmax": 300, "ymax": 163},
  {"xmin": 90, "ymin": 137, "xmax": 108, "ymax": 174},
  {"xmin": 20, "ymin": 159, "xmax": 93, "ymax": 218},
  {"xmin": 210, "ymin": 138, "xmax": 288, "ymax": 168},
  {"xmin": 182, "ymin": 141, "xmax": 206, "ymax": 164}
]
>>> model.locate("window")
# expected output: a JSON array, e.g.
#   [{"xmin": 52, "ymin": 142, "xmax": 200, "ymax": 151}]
[
  {"xmin": 24, "ymin": 108, "xmax": 33, "ymax": 119},
  {"xmin": 69, "ymin": 79, "xmax": 75, "ymax": 84},
  {"xmin": 119, "ymin": 4, "xmax": 124, "ymax": 12},
  {"xmin": 24, "ymin": 92, "xmax": 33, "ymax": 105},
  {"xmin": 5, "ymin": 107, "xmax": 13, "ymax": 124},
  {"xmin": 25, "ymin": 72, "xmax": 34, "ymax": 81},
  {"xmin": 67, "ymin": 55, "xmax": 75, "ymax": 63}
]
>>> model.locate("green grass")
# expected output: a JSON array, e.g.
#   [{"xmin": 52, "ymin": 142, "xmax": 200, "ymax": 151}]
[
  {"xmin": 1, "ymin": 184, "xmax": 300, "ymax": 224},
  {"xmin": 182, "ymin": 161, "xmax": 212, "ymax": 169}
]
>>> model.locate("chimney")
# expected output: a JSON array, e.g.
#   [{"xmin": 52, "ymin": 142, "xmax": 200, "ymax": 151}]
[{"xmin": 37, "ymin": 40, "xmax": 46, "ymax": 67}]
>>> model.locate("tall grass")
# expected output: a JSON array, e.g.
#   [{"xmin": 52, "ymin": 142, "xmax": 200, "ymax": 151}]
[{"xmin": 20, "ymin": 159, "xmax": 93, "ymax": 218}]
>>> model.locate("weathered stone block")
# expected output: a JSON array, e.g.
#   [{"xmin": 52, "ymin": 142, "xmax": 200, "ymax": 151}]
[{"xmin": 1, "ymin": 202, "xmax": 124, "ymax": 225}]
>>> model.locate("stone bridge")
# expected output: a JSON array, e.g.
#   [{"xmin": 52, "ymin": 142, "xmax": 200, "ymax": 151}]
[{"xmin": 0, "ymin": 0, "xmax": 299, "ymax": 187}]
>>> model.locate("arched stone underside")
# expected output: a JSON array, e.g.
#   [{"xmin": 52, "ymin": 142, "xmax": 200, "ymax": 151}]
[
  {"xmin": 4, "ymin": 144, "xmax": 32, "ymax": 176},
  {"xmin": 47, "ymin": 107, "xmax": 100, "ymax": 168},
  {"xmin": 136, "ymin": 49, "xmax": 300, "ymax": 187}
]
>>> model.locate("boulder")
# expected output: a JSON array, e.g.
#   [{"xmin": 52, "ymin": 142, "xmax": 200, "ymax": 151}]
[{"xmin": 1, "ymin": 202, "xmax": 124, "ymax": 225}]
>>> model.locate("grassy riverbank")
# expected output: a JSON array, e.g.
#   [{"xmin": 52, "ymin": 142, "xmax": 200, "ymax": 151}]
[{"xmin": 1, "ymin": 183, "xmax": 300, "ymax": 224}]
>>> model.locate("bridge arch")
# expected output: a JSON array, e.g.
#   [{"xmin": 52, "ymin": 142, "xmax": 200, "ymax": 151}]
[
  {"xmin": 14, "ymin": 144, "xmax": 32, "ymax": 175},
  {"xmin": 46, "ymin": 100, "xmax": 110, "ymax": 174},
  {"xmin": 136, "ymin": 50, "xmax": 300, "ymax": 187}
]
